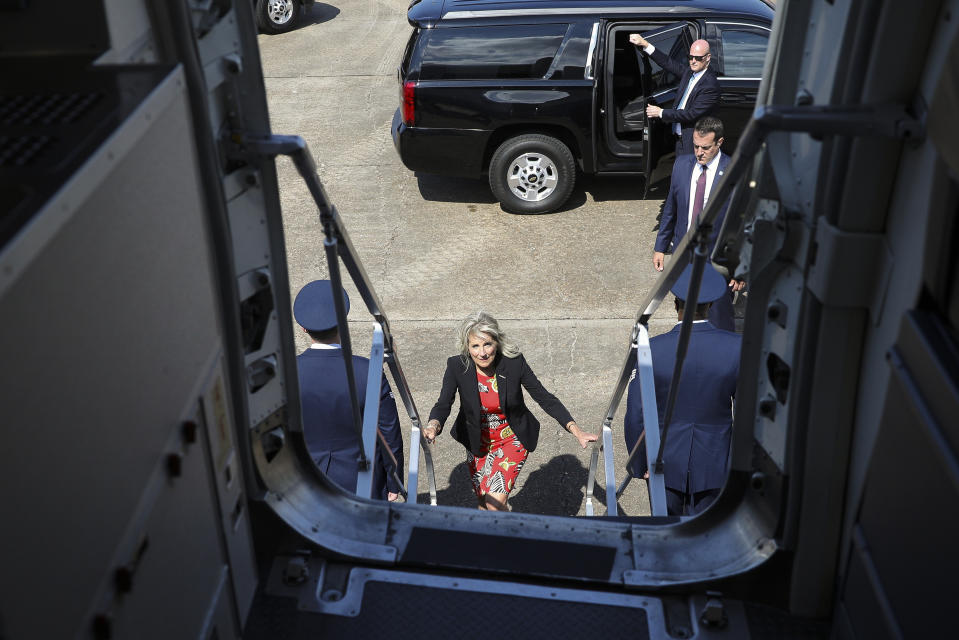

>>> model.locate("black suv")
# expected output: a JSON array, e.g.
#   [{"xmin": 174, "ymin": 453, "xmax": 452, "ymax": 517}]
[{"xmin": 392, "ymin": 0, "xmax": 773, "ymax": 213}]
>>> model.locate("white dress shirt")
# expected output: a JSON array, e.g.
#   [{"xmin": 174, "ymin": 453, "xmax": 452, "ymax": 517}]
[{"xmin": 687, "ymin": 152, "xmax": 723, "ymax": 230}]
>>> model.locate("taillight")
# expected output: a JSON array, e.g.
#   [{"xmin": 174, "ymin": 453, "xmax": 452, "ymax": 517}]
[{"xmin": 401, "ymin": 81, "xmax": 416, "ymax": 126}]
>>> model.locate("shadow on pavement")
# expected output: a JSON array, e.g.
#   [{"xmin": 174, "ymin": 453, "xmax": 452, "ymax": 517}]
[
  {"xmin": 415, "ymin": 174, "xmax": 497, "ymax": 204},
  {"xmin": 510, "ymin": 453, "xmax": 590, "ymax": 516},
  {"xmin": 306, "ymin": 3, "xmax": 340, "ymax": 26},
  {"xmin": 413, "ymin": 172, "xmax": 670, "ymax": 217},
  {"xmin": 416, "ymin": 461, "xmax": 480, "ymax": 509},
  {"xmin": 416, "ymin": 455, "xmax": 595, "ymax": 515}
]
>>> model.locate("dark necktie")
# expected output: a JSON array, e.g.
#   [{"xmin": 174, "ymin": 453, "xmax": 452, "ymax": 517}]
[{"xmin": 691, "ymin": 164, "xmax": 708, "ymax": 221}]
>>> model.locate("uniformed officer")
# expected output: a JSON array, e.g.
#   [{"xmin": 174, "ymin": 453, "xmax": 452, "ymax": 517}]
[
  {"xmin": 294, "ymin": 280, "xmax": 404, "ymax": 501},
  {"xmin": 623, "ymin": 264, "xmax": 741, "ymax": 516}
]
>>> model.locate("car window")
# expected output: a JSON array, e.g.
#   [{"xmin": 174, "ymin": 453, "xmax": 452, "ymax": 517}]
[
  {"xmin": 646, "ymin": 26, "xmax": 693, "ymax": 92},
  {"xmin": 400, "ymin": 29, "xmax": 418, "ymax": 77},
  {"xmin": 720, "ymin": 29, "xmax": 768, "ymax": 77},
  {"xmin": 419, "ymin": 25, "xmax": 570, "ymax": 80}
]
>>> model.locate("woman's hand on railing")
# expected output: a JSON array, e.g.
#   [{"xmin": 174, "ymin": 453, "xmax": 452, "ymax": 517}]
[{"xmin": 566, "ymin": 422, "xmax": 599, "ymax": 449}]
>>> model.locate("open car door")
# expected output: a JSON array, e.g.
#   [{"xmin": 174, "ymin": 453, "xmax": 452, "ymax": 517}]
[
  {"xmin": 639, "ymin": 22, "xmax": 695, "ymax": 197},
  {"xmin": 600, "ymin": 21, "xmax": 690, "ymax": 197}
]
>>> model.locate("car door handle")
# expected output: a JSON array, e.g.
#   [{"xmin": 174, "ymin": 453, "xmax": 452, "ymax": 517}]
[{"xmin": 721, "ymin": 93, "xmax": 747, "ymax": 103}]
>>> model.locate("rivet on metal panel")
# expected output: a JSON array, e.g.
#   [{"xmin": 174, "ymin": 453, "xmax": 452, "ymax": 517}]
[
  {"xmin": 91, "ymin": 613, "xmax": 112, "ymax": 640},
  {"xmin": 759, "ymin": 395, "xmax": 777, "ymax": 420},
  {"xmin": 114, "ymin": 566, "xmax": 133, "ymax": 594},
  {"xmin": 751, "ymin": 472, "xmax": 767, "ymax": 492},
  {"xmin": 766, "ymin": 300, "xmax": 787, "ymax": 327},
  {"xmin": 795, "ymin": 88, "xmax": 814, "ymax": 106},
  {"xmin": 181, "ymin": 420, "xmax": 198, "ymax": 444},
  {"xmin": 166, "ymin": 452, "xmax": 183, "ymax": 478},
  {"xmin": 224, "ymin": 54, "xmax": 242, "ymax": 75}
]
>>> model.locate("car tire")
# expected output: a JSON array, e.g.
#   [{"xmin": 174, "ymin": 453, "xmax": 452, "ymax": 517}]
[
  {"xmin": 255, "ymin": 0, "xmax": 302, "ymax": 34},
  {"xmin": 488, "ymin": 134, "xmax": 576, "ymax": 214}
]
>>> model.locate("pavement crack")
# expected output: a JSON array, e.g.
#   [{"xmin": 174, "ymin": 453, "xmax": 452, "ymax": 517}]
[
  {"xmin": 544, "ymin": 318, "xmax": 554, "ymax": 372},
  {"xmin": 567, "ymin": 325, "xmax": 577, "ymax": 376},
  {"xmin": 383, "ymin": 222, "xmax": 399, "ymax": 280}
]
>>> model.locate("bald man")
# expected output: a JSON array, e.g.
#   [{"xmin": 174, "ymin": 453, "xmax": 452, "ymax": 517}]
[{"xmin": 629, "ymin": 34, "xmax": 721, "ymax": 156}]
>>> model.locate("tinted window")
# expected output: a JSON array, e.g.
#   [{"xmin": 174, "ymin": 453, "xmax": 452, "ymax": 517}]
[
  {"xmin": 400, "ymin": 29, "xmax": 418, "ymax": 76},
  {"xmin": 721, "ymin": 29, "xmax": 768, "ymax": 77},
  {"xmin": 420, "ymin": 25, "xmax": 568, "ymax": 80}
]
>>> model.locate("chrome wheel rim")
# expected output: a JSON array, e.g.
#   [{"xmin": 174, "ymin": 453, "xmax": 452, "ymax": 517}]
[
  {"xmin": 505, "ymin": 152, "xmax": 558, "ymax": 202},
  {"xmin": 268, "ymin": 0, "xmax": 294, "ymax": 24}
]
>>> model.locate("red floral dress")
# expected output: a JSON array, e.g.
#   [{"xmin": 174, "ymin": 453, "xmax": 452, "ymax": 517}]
[{"xmin": 467, "ymin": 370, "xmax": 529, "ymax": 497}]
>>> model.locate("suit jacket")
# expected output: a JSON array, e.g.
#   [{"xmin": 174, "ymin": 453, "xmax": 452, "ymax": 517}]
[
  {"xmin": 428, "ymin": 354, "xmax": 574, "ymax": 456},
  {"xmin": 297, "ymin": 348, "xmax": 404, "ymax": 499},
  {"xmin": 623, "ymin": 322, "xmax": 740, "ymax": 494},
  {"xmin": 655, "ymin": 151, "xmax": 731, "ymax": 255},
  {"xmin": 649, "ymin": 48, "xmax": 721, "ymax": 151}
]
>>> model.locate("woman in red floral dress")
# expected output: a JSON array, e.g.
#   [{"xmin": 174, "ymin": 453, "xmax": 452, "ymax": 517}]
[{"xmin": 425, "ymin": 312, "xmax": 597, "ymax": 511}]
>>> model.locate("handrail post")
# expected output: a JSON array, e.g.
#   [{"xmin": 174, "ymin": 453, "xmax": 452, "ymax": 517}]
[
  {"xmin": 601, "ymin": 420, "xmax": 618, "ymax": 516},
  {"xmin": 584, "ymin": 443, "xmax": 600, "ymax": 516},
  {"xmin": 356, "ymin": 324, "xmax": 386, "ymax": 497},
  {"xmin": 385, "ymin": 352, "xmax": 438, "ymax": 505},
  {"xmin": 636, "ymin": 323, "xmax": 668, "ymax": 516},
  {"xmin": 237, "ymin": 133, "xmax": 439, "ymax": 506},
  {"xmin": 583, "ymin": 419, "xmax": 619, "ymax": 517}
]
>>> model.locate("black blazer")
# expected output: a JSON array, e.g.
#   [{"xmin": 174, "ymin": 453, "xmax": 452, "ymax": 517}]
[
  {"xmin": 649, "ymin": 48, "xmax": 721, "ymax": 150},
  {"xmin": 428, "ymin": 354, "xmax": 574, "ymax": 456}
]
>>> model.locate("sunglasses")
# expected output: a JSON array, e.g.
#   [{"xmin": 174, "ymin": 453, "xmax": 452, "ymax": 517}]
[{"xmin": 687, "ymin": 54, "xmax": 709, "ymax": 61}]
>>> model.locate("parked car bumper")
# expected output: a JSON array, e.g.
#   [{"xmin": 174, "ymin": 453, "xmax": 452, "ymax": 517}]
[{"xmin": 392, "ymin": 108, "xmax": 489, "ymax": 178}]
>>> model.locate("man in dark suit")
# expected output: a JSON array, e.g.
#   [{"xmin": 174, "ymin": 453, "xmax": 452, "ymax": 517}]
[
  {"xmin": 652, "ymin": 116, "xmax": 740, "ymax": 330},
  {"xmin": 629, "ymin": 33, "xmax": 721, "ymax": 156},
  {"xmin": 294, "ymin": 280, "xmax": 404, "ymax": 501},
  {"xmin": 623, "ymin": 265, "xmax": 741, "ymax": 516}
]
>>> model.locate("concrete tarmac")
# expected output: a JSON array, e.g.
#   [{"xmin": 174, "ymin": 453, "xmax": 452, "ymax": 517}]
[{"xmin": 257, "ymin": 0, "xmax": 688, "ymax": 516}]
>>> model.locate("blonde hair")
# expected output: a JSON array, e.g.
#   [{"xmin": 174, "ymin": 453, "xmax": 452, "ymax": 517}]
[{"xmin": 457, "ymin": 311, "xmax": 521, "ymax": 367}]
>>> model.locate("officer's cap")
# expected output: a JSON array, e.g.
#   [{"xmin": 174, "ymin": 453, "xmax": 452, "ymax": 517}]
[
  {"xmin": 670, "ymin": 264, "xmax": 727, "ymax": 304},
  {"xmin": 293, "ymin": 280, "xmax": 349, "ymax": 332}
]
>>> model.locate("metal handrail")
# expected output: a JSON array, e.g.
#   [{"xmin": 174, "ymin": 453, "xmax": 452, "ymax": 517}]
[
  {"xmin": 587, "ymin": 102, "xmax": 923, "ymax": 516},
  {"xmin": 240, "ymin": 103, "xmax": 919, "ymax": 513},
  {"xmin": 586, "ymin": 176, "xmax": 734, "ymax": 515},
  {"xmin": 616, "ymin": 323, "xmax": 667, "ymax": 514},
  {"xmin": 243, "ymin": 133, "xmax": 438, "ymax": 505},
  {"xmin": 585, "ymin": 107, "xmax": 767, "ymax": 516}
]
